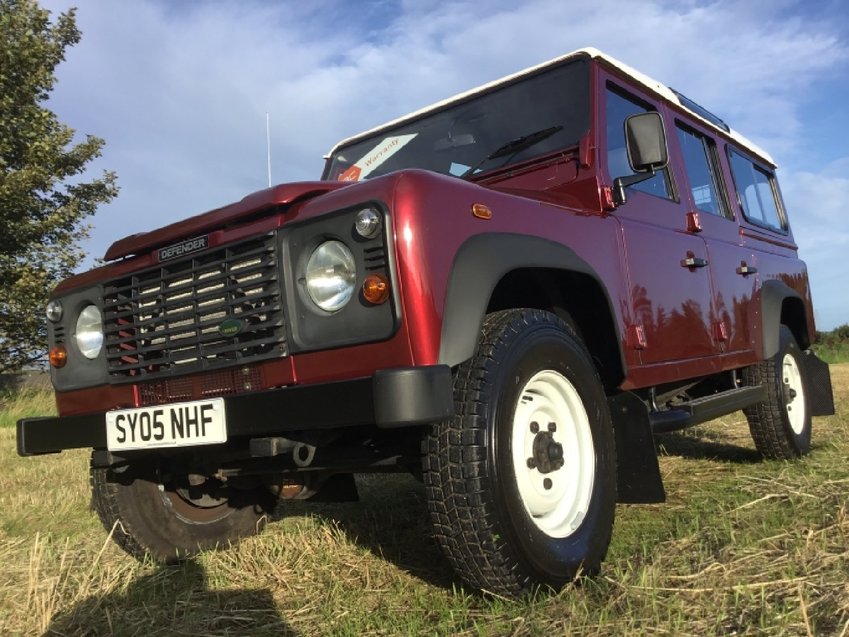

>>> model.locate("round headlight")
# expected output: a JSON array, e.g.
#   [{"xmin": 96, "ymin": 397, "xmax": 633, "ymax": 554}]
[
  {"xmin": 354, "ymin": 208, "xmax": 382, "ymax": 239},
  {"xmin": 305, "ymin": 240, "xmax": 356, "ymax": 312},
  {"xmin": 75, "ymin": 305, "xmax": 103, "ymax": 359},
  {"xmin": 46, "ymin": 300, "xmax": 63, "ymax": 322}
]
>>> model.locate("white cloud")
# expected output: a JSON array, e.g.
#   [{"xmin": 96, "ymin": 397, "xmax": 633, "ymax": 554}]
[{"xmin": 38, "ymin": 0, "xmax": 847, "ymax": 326}]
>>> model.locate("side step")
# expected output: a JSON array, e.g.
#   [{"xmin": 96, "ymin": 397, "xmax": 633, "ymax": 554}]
[{"xmin": 650, "ymin": 385, "xmax": 767, "ymax": 433}]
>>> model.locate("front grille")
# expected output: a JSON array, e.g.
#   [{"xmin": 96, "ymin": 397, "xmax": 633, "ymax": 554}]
[{"xmin": 103, "ymin": 233, "xmax": 287, "ymax": 382}]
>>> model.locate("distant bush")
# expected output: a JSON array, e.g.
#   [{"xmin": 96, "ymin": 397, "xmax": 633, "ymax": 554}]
[
  {"xmin": 817, "ymin": 324, "xmax": 849, "ymax": 344},
  {"xmin": 814, "ymin": 324, "xmax": 849, "ymax": 364}
]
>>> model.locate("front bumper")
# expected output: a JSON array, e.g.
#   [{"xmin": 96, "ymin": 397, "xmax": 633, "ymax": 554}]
[{"xmin": 17, "ymin": 365, "xmax": 453, "ymax": 456}]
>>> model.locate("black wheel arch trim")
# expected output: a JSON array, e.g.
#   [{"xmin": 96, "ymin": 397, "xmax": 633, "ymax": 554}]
[
  {"xmin": 760, "ymin": 279, "xmax": 805, "ymax": 359},
  {"xmin": 437, "ymin": 233, "xmax": 625, "ymax": 371},
  {"xmin": 758, "ymin": 282, "xmax": 833, "ymax": 417}
]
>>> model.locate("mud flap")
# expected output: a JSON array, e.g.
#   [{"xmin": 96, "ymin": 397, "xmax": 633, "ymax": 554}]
[
  {"xmin": 804, "ymin": 350, "xmax": 836, "ymax": 417},
  {"xmin": 608, "ymin": 391, "xmax": 666, "ymax": 504}
]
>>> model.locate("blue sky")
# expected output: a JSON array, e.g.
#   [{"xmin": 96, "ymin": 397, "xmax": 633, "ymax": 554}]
[{"xmin": 41, "ymin": 0, "xmax": 849, "ymax": 330}]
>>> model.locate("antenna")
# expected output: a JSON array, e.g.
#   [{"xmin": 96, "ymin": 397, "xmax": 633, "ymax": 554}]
[{"xmin": 265, "ymin": 112, "xmax": 272, "ymax": 187}]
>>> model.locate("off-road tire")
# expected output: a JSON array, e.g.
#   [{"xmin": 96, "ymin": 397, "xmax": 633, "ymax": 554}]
[
  {"xmin": 743, "ymin": 325, "xmax": 812, "ymax": 459},
  {"xmin": 90, "ymin": 454, "xmax": 275, "ymax": 563},
  {"xmin": 423, "ymin": 309, "xmax": 616, "ymax": 596}
]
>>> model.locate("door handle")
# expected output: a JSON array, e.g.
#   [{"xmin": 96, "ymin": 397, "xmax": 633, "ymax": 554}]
[
  {"xmin": 736, "ymin": 263, "xmax": 758, "ymax": 276},
  {"xmin": 680, "ymin": 256, "xmax": 709, "ymax": 268}
]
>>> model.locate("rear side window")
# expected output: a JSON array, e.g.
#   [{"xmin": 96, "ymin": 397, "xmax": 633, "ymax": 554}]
[
  {"xmin": 728, "ymin": 150, "xmax": 785, "ymax": 231},
  {"xmin": 676, "ymin": 125, "xmax": 729, "ymax": 218}
]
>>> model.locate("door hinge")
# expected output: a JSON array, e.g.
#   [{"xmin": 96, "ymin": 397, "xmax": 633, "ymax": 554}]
[
  {"xmin": 627, "ymin": 324, "xmax": 647, "ymax": 350},
  {"xmin": 601, "ymin": 186, "xmax": 617, "ymax": 211},
  {"xmin": 686, "ymin": 211, "xmax": 702, "ymax": 233},
  {"xmin": 713, "ymin": 320, "xmax": 728, "ymax": 342}
]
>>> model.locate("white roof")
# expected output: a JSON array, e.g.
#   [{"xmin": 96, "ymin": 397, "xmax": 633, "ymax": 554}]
[{"xmin": 325, "ymin": 47, "xmax": 774, "ymax": 166}]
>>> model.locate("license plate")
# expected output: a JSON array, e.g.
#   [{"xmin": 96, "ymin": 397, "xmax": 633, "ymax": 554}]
[{"xmin": 106, "ymin": 398, "xmax": 227, "ymax": 451}]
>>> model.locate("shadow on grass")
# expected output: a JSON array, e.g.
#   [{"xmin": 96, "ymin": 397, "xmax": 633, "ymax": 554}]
[
  {"xmin": 655, "ymin": 430, "xmax": 761, "ymax": 464},
  {"xmin": 275, "ymin": 474, "xmax": 459, "ymax": 591},
  {"xmin": 44, "ymin": 559, "xmax": 296, "ymax": 637}
]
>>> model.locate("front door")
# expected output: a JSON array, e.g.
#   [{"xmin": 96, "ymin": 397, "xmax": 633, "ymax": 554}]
[{"xmin": 604, "ymin": 83, "xmax": 718, "ymax": 367}]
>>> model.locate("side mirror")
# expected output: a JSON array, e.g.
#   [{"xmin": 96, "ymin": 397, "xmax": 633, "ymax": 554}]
[
  {"xmin": 613, "ymin": 112, "xmax": 669, "ymax": 205},
  {"xmin": 625, "ymin": 112, "xmax": 668, "ymax": 172}
]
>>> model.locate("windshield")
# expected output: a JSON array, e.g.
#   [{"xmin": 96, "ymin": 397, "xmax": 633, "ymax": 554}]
[{"xmin": 323, "ymin": 58, "xmax": 590, "ymax": 182}]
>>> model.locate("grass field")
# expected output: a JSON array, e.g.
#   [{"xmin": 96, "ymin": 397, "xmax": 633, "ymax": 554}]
[{"xmin": 1, "ymin": 367, "xmax": 847, "ymax": 636}]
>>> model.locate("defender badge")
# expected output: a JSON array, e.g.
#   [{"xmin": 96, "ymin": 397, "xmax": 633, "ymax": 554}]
[{"xmin": 158, "ymin": 235, "xmax": 209, "ymax": 262}]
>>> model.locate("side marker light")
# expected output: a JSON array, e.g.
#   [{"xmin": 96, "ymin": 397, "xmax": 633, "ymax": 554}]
[{"xmin": 471, "ymin": 203, "xmax": 493, "ymax": 220}]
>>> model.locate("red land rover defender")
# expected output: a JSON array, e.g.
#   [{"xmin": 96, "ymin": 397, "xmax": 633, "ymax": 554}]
[{"xmin": 18, "ymin": 48, "xmax": 835, "ymax": 596}]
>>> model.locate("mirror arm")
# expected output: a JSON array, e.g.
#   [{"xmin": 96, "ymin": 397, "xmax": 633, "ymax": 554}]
[{"xmin": 612, "ymin": 169, "xmax": 656, "ymax": 206}]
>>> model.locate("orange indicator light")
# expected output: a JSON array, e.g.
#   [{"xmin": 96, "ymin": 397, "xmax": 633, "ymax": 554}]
[
  {"xmin": 471, "ymin": 203, "xmax": 493, "ymax": 220},
  {"xmin": 362, "ymin": 274, "xmax": 390, "ymax": 305},
  {"xmin": 49, "ymin": 345, "xmax": 67, "ymax": 368}
]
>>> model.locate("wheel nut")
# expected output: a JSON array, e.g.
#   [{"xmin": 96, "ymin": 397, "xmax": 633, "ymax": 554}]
[
  {"xmin": 527, "ymin": 458, "xmax": 537, "ymax": 469},
  {"xmin": 530, "ymin": 421, "xmax": 539, "ymax": 433},
  {"xmin": 543, "ymin": 478, "xmax": 552, "ymax": 490},
  {"xmin": 548, "ymin": 422, "xmax": 556, "ymax": 432}
]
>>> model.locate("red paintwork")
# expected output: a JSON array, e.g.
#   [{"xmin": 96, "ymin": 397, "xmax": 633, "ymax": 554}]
[
  {"xmin": 103, "ymin": 182, "xmax": 347, "ymax": 261},
  {"xmin": 51, "ymin": 55, "xmax": 818, "ymax": 418},
  {"xmin": 56, "ymin": 356, "xmax": 299, "ymax": 416},
  {"xmin": 56, "ymin": 383, "xmax": 135, "ymax": 416}
]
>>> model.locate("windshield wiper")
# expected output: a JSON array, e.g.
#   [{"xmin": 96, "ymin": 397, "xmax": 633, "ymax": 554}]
[{"xmin": 460, "ymin": 125, "xmax": 563, "ymax": 179}]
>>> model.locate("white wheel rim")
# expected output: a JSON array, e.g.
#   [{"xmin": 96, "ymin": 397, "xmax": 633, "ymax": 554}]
[
  {"xmin": 782, "ymin": 353, "xmax": 805, "ymax": 434},
  {"xmin": 511, "ymin": 370, "xmax": 595, "ymax": 538}
]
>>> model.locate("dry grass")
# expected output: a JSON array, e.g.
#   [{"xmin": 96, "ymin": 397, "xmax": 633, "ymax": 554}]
[{"xmin": 0, "ymin": 366, "xmax": 847, "ymax": 636}]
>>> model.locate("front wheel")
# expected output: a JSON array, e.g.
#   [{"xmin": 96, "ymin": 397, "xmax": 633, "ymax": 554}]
[
  {"xmin": 423, "ymin": 309, "xmax": 616, "ymax": 596},
  {"xmin": 90, "ymin": 455, "xmax": 275, "ymax": 563},
  {"xmin": 743, "ymin": 325, "xmax": 812, "ymax": 459}
]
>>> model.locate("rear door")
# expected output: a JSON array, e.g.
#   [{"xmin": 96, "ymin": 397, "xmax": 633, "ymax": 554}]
[{"xmin": 670, "ymin": 120, "xmax": 758, "ymax": 359}]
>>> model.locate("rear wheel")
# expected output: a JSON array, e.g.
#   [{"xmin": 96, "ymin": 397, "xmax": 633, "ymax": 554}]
[
  {"xmin": 90, "ymin": 455, "xmax": 275, "ymax": 563},
  {"xmin": 743, "ymin": 326, "xmax": 812, "ymax": 459},
  {"xmin": 423, "ymin": 309, "xmax": 616, "ymax": 596}
]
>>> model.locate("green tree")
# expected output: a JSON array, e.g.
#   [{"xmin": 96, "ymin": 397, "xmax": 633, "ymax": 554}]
[{"xmin": 0, "ymin": 0, "xmax": 117, "ymax": 372}]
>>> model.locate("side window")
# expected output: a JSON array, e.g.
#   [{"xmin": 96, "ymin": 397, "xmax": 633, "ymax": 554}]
[
  {"xmin": 728, "ymin": 150, "xmax": 785, "ymax": 231},
  {"xmin": 675, "ymin": 124, "xmax": 729, "ymax": 218},
  {"xmin": 605, "ymin": 86, "xmax": 674, "ymax": 200}
]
